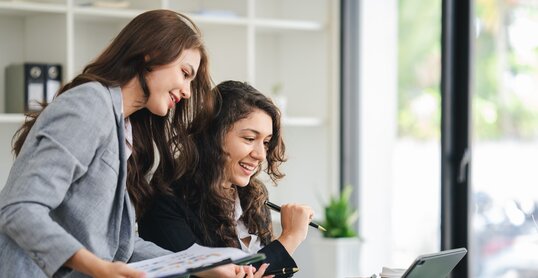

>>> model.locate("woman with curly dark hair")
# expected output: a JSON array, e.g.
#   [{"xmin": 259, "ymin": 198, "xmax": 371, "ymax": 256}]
[{"xmin": 139, "ymin": 80, "xmax": 314, "ymax": 277}]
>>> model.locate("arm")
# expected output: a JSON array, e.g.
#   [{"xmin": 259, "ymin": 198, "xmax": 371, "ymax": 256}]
[
  {"xmin": 65, "ymin": 248, "xmax": 145, "ymax": 278},
  {"xmin": 276, "ymin": 203, "xmax": 313, "ymax": 255},
  {"xmin": 256, "ymin": 240, "xmax": 297, "ymax": 271},
  {"xmin": 0, "ymin": 84, "xmax": 115, "ymax": 276},
  {"xmin": 130, "ymin": 236, "xmax": 173, "ymax": 262}
]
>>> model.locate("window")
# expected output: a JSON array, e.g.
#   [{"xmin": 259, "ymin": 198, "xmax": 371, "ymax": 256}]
[
  {"xmin": 357, "ymin": 0, "xmax": 442, "ymax": 272},
  {"xmin": 472, "ymin": 1, "xmax": 538, "ymax": 277}
]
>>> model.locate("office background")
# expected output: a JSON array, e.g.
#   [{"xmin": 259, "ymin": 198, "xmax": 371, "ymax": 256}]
[{"xmin": 1, "ymin": 0, "xmax": 538, "ymax": 277}]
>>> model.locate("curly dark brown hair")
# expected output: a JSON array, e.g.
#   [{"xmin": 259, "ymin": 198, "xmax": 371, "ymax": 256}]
[{"xmin": 175, "ymin": 80, "xmax": 286, "ymax": 248}]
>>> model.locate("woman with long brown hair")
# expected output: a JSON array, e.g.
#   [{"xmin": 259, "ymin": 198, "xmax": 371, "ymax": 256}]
[
  {"xmin": 0, "ymin": 9, "xmax": 220, "ymax": 277},
  {"xmin": 139, "ymin": 80, "xmax": 314, "ymax": 277}
]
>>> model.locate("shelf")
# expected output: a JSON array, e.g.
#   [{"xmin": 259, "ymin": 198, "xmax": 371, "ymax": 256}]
[
  {"xmin": 73, "ymin": 6, "xmax": 143, "ymax": 20},
  {"xmin": 189, "ymin": 13, "xmax": 249, "ymax": 27},
  {"xmin": 0, "ymin": 2, "xmax": 324, "ymax": 32},
  {"xmin": 0, "ymin": 114, "xmax": 321, "ymax": 126},
  {"xmin": 0, "ymin": 113, "xmax": 25, "ymax": 124},
  {"xmin": 282, "ymin": 117, "xmax": 323, "ymax": 127},
  {"xmin": 0, "ymin": 1, "xmax": 66, "ymax": 15},
  {"xmin": 254, "ymin": 18, "xmax": 323, "ymax": 32}
]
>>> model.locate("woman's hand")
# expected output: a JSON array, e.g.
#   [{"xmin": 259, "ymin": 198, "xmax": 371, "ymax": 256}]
[
  {"xmin": 92, "ymin": 261, "xmax": 146, "ymax": 278},
  {"xmin": 277, "ymin": 203, "xmax": 314, "ymax": 255},
  {"xmin": 237, "ymin": 263, "xmax": 272, "ymax": 278},
  {"xmin": 195, "ymin": 263, "xmax": 272, "ymax": 278},
  {"xmin": 65, "ymin": 248, "xmax": 145, "ymax": 278}
]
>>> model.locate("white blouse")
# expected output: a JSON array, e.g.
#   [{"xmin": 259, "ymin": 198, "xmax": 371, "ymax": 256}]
[
  {"xmin": 234, "ymin": 193, "xmax": 263, "ymax": 254},
  {"xmin": 124, "ymin": 117, "xmax": 133, "ymax": 159}
]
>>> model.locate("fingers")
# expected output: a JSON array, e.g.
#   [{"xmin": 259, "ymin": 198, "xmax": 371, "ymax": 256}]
[
  {"xmin": 280, "ymin": 203, "xmax": 315, "ymax": 225},
  {"xmin": 255, "ymin": 263, "xmax": 272, "ymax": 278},
  {"xmin": 109, "ymin": 262, "xmax": 146, "ymax": 278},
  {"xmin": 245, "ymin": 265, "xmax": 254, "ymax": 278},
  {"xmin": 122, "ymin": 266, "xmax": 146, "ymax": 278},
  {"xmin": 236, "ymin": 265, "xmax": 256, "ymax": 278}
]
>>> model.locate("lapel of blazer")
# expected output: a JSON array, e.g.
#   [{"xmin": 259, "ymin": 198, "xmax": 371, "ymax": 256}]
[
  {"xmin": 108, "ymin": 85, "xmax": 126, "ymax": 194},
  {"xmin": 108, "ymin": 86, "xmax": 136, "ymax": 260}
]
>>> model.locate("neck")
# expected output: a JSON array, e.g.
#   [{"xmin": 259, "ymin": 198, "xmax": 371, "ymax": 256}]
[
  {"xmin": 121, "ymin": 77, "xmax": 145, "ymax": 118},
  {"xmin": 222, "ymin": 183, "xmax": 236, "ymax": 197}
]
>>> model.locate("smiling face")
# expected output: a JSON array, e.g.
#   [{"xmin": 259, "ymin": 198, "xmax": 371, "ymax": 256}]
[
  {"xmin": 223, "ymin": 109, "xmax": 273, "ymax": 188},
  {"xmin": 144, "ymin": 48, "xmax": 201, "ymax": 116}
]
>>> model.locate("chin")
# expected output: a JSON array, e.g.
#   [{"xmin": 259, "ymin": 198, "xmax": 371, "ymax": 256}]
[
  {"xmin": 233, "ymin": 179, "xmax": 250, "ymax": 187},
  {"xmin": 149, "ymin": 107, "xmax": 168, "ymax": 117}
]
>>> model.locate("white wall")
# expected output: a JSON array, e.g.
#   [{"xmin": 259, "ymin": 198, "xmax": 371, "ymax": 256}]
[
  {"xmin": 358, "ymin": 0, "xmax": 398, "ymax": 274},
  {"xmin": 0, "ymin": 123, "xmax": 19, "ymax": 191}
]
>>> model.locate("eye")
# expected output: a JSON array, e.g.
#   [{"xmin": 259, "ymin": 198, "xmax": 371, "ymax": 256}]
[
  {"xmin": 244, "ymin": 137, "xmax": 255, "ymax": 142},
  {"xmin": 182, "ymin": 70, "xmax": 189, "ymax": 78},
  {"xmin": 264, "ymin": 141, "xmax": 270, "ymax": 151}
]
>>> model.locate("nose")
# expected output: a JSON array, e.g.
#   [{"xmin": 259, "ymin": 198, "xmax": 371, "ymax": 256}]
[
  {"xmin": 180, "ymin": 82, "xmax": 192, "ymax": 99},
  {"xmin": 250, "ymin": 142, "xmax": 267, "ymax": 161}
]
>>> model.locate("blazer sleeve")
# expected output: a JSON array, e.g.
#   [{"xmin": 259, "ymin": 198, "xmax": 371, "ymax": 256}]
[
  {"xmin": 138, "ymin": 193, "xmax": 203, "ymax": 252},
  {"xmin": 129, "ymin": 236, "xmax": 173, "ymax": 262},
  {"xmin": 256, "ymin": 240, "xmax": 297, "ymax": 277},
  {"xmin": 0, "ymin": 84, "xmax": 115, "ymax": 277}
]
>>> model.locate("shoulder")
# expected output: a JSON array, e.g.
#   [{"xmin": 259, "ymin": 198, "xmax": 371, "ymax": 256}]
[
  {"xmin": 55, "ymin": 82, "xmax": 112, "ymax": 109},
  {"xmin": 42, "ymin": 82, "xmax": 115, "ymax": 128}
]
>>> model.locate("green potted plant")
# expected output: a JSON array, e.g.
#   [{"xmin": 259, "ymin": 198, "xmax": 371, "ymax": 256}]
[
  {"xmin": 322, "ymin": 185, "xmax": 359, "ymax": 238},
  {"xmin": 311, "ymin": 185, "xmax": 361, "ymax": 277}
]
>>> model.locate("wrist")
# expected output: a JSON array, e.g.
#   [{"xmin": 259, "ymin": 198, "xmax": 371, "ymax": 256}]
[
  {"xmin": 277, "ymin": 233, "xmax": 302, "ymax": 255},
  {"xmin": 65, "ymin": 248, "xmax": 107, "ymax": 277},
  {"xmin": 88, "ymin": 258, "xmax": 108, "ymax": 278}
]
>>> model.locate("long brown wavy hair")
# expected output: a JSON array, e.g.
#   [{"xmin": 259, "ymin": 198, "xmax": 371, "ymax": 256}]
[
  {"xmin": 11, "ymin": 9, "xmax": 215, "ymax": 217},
  {"xmin": 174, "ymin": 80, "xmax": 286, "ymax": 248}
]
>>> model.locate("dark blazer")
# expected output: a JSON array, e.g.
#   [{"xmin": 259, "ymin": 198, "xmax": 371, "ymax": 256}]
[{"xmin": 139, "ymin": 190, "xmax": 297, "ymax": 277}]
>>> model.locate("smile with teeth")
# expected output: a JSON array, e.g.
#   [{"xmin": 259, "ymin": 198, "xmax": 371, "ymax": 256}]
[{"xmin": 239, "ymin": 162, "xmax": 257, "ymax": 172}]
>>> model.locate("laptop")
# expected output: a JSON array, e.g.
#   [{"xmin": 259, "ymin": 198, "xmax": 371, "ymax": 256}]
[{"xmin": 401, "ymin": 248, "xmax": 467, "ymax": 278}]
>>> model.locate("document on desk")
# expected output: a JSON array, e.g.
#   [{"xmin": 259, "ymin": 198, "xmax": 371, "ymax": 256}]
[{"xmin": 128, "ymin": 243, "xmax": 265, "ymax": 278}]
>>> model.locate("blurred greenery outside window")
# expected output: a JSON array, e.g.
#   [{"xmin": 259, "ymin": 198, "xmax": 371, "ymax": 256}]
[
  {"xmin": 474, "ymin": 0, "xmax": 538, "ymax": 140},
  {"xmin": 398, "ymin": 0, "xmax": 538, "ymax": 141},
  {"xmin": 398, "ymin": 0, "xmax": 441, "ymax": 140}
]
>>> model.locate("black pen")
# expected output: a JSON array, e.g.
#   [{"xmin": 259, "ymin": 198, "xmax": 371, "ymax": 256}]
[
  {"xmin": 265, "ymin": 201, "xmax": 327, "ymax": 232},
  {"xmin": 264, "ymin": 267, "xmax": 299, "ymax": 276}
]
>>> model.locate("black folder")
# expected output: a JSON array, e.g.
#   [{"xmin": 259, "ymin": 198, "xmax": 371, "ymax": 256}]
[{"xmin": 5, "ymin": 63, "xmax": 62, "ymax": 113}]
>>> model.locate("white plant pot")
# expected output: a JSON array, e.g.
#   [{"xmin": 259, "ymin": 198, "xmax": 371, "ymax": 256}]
[{"xmin": 310, "ymin": 237, "xmax": 361, "ymax": 278}]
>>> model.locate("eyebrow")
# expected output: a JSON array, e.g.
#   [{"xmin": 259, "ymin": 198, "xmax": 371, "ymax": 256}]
[{"xmin": 240, "ymin": 128, "xmax": 272, "ymax": 137}]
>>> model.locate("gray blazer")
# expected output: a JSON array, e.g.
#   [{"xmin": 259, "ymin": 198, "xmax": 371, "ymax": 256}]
[{"xmin": 0, "ymin": 82, "xmax": 171, "ymax": 278}]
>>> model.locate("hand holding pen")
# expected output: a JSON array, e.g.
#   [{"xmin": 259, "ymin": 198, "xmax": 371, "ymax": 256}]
[
  {"xmin": 265, "ymin": 201, "xmax": 320, "ymax": 255},
  {"xmin": 265, "ymin": 201, "xmax": 326, "ymax": 232}
]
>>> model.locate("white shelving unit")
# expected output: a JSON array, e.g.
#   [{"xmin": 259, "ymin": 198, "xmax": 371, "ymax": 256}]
[
  {"xmin": 0, "ymin": 0, "xmax": 340, "ymax": 258},
  {"xmin": 0, "ymin": 113, "xmax": 25, "ymax": 123}
]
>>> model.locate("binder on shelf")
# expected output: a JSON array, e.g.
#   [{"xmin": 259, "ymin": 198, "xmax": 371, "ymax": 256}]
[
  {"xmin": 45, "ymin": 64, "xmax": 62, "ymax": 104},
  {"xmin": 5, "ymin": 63, "xmax": 62, "ymax": 113}
]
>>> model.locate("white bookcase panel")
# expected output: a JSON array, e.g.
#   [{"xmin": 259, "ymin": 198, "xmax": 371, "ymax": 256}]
[
  {"xmin": 200, "ymin": 26, "xmax": 249, "ymax": 83},
  {"xmin": 73, "ymin": 20, "xmax": 125, "ymax": 74},
  {"xmin": 167, "ymin": 0, "xmax": 248, "ymax": 18}
]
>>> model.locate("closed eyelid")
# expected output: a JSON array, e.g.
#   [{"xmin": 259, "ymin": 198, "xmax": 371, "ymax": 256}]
[{"xmin": 185, "ymin": 64, "xmax": 196, "ymax": 78}]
